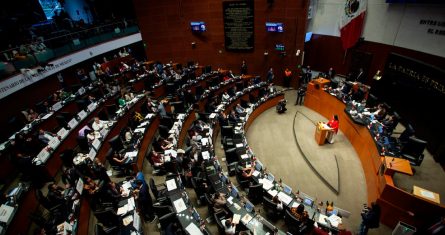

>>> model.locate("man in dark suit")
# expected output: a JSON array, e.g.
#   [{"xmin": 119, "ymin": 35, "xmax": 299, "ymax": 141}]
[
  {"xmin": 135, "ymin": 180, "xmax": 157, "ymax": 223},
  {"xmin": 356, "ymin": 68, "xmax": 366, "ymax": 83},
  {"xmin": 327, "ymin": 67, "xmax": 336, "ymax": 79}
]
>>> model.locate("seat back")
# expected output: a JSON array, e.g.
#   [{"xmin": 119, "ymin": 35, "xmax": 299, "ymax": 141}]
[
  {"xmin": 149, "ymin": 178, "xmax": 160, "ymax": 198},
  {"xmin": 159, "ymin": 212, "xmax": 176, "ymax": 230},
  {"xmin": 108, "ymin": 135, "xmax": 124, "ymax": 152},
  {"xmin": 153, "ymin": 204, "xmax": 173, "ymax": 218},
  {"xmin": 248, "ymin": 183, "xmax": 263, "ymax": 204}
]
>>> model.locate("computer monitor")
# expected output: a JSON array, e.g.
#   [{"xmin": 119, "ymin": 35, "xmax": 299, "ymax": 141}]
[
  {"xmin": 220, "ymin": 173, "xmax": 228, "ymax": 184},
  {"xmin": 283, "ymin": 184, "xmax": 292, "ymax": 195},
  {"xmin": 192, "ymin": 209, "xmax": 201, "ymax": 222},
  {"xmin": 303, "ymin": 197, "xmax": 314, "ymax": 207},
  {"xmin": 231, "ymin": 186, "xmax": 239, "ymax": 198},
  {"xmin": 245, "ymin": 200, "xmax": 254, "ymax": 213},
  {"xmin": 255, "ymin": 160, "xmax": 263, "ymax": 171},
  {"xmin": 267, "ymin": 173, "xmax": 275, "ymax": 182}
]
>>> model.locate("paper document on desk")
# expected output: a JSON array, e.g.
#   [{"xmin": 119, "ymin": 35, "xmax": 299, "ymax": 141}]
[
  {"xmin": 233, "ymin": 203, "xmax": 241, "ymax": 210},
  {"xmin": 57, "ymin": 128, "xmax": 68, "ymax": 139},
  {"xmin": 145, "ymin": 114, "xmax": 154, "ymax": 119},
  {"xmin": 227, "ymin": 196, "xmax": 234, "ymax": 204},
  {"xmin": 202, "ymin": 151, "xmax": 210, "ymax": 160},
  {"xmin": 261, "ymin": 180, "xmax": 274, "ymax": 191},
  {"xmin": 125, "ymin": 151, "xmax": 138, "ymax": 159},
  {"xmin": 209, "ymin": 113, "xmax": 217, "ymax": 119},
  {"xmin": 117, "ymin": 205, "xmax": 129, "ymax": 215},
  {"xmin": 138, "ymin": 121, "xmax": 149, "ymax": 127},
  {"xmin": 41, "ymin": 113, "xmax": 52, "ymax": 120},
  {"xmin": 420, "ymin": 190, "xmax": 435, "ymax": 199},
  {"xmin": 291, "ymin": 201, "xmax": 300, "ymax": 208},
  {"xmin": 240, "ymin": 154, "xmax": 249, "ymax": 159},
  {"xmin": 0, "ymin": 204, "xmax": 14, "ymax": 223},
  {"xmin": 134, "ymin": 128, "xmax": 145, "ymax": 133},
  {"xmin": 277, "ymin": 191, "xmax": 293, "ymax": 206},
  {"xmin": 317, "ymin": 214, "xmax": 328, "ymax": 225},
  {"xmin": 232, "ymin": 214, "xmax": 241, "ymax": 224},
  {"xmin": 185, "ymin": 223, "xmax": 203, "ymax": 235},
  {"xmin": 128, "ymin": 197, "xmax": 135, "ymax": 210},
  {"xmin": 236, "ymin": 143, "xmax": 244, "ymax": 148},
  {"xmin": 173, "ymin": 198, "xmax": 187, "ymax": 213},
  {"xmin": 48, "ymin": 137, "xmax": 60, "ymax": 149},
  {"xmin": 122, "ymin": 215, "xmax": 133, "ymax": 226},
  {"xmin": 328, "ymin": 214, "xmax": 342, "ymax": 227},
  {"xmin": 166, "ymin": 179, "xmax": 177, "ymax": 191},
  {"xmin": 37, "ymin": 150, "xmax": 50, "ymax": 163},
  {"xmin": 252, "ymin": 170, "xmax": 260, "ymax": 177},
  {"xmin": 122, "ymin": 181, "xmax": 132, "ymax": 191},
  {"xmin": 268, "ymin": 190, "xmax": 278, "ymax": 197},
  {"xmin": 241, "ymin": 214, "xmax": 253, "ymax": 225}
]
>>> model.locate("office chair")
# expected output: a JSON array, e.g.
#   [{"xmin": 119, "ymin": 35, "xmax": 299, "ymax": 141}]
[
  {"xmin": 105, "ymin": 148, "xmax": 126, "ymax": 177},
  {"xmin": 158, "ymin": 125, "xmax": 170, "ymax": 139},
  {"xmin": 401, "ymin": 136, "xmax": 427, "ymax": 166},
  {"xmin": 108, "ymin": 135, "xmax": 125, "ymax": 153},
  {"xmin": 214, "ymin": 210, "xmax": 227, "ymax": 235},
  {"xmin": 204, "ymin": 193, "xmax": 214, "ymax": 215},
  {"xmin": 95, "ymin": 223, "xmax": 119, "ymax": 235},
  {"xmin": 56, "ymin": 115, "xmax": 68, "ymax": 128},
  {"xmin": 221, "ymin": 126, "xmax": 234, "ymax": 139},
  {"xmin": 35, "ymin": 101, "xmax": 46, "ymax": 114},
  {"xmin": 98, "ymin": 109, "xmax": 108, "ymax": 122},
  {"xmin": 159, "ymin": 212, "xmax": 177, "ymax": 230},
  {"xmin": 160, "ymin": 117, "xmax": 173, "ymax": 129},
  {"xmin": 76, "ymin": 136, "xmax": 90, "ymax": 152},
  {"xmin": 262, "ymin": 196, "xmax": 283, "ymax": 221},
  {"xmin": 153, "ymin": 204, "xmax": 173, "ymax": 218},
  {"xmin": 398, "ymin": 124, "xmax": 415, "ymax": 145},
  {"xmin": 106, "ymin": 104, "xmax": 118, "ymax": 119},
  {"xmin": 75, "ymin": 99, "xmax": 88, "ymax": 111},
  {"xmin": 93, "ymin": 207, "xmax": 119, "ymax": 227},
  {"xmin": 149, "ymin": 178, "xmax": 167, "ymax": 201},
  {"xmin": 248, "ymin": 183, "xmax": 263, "ymax": 204},
  {"xmin": 224, "ymin": 147, "xmax": 238, "ymax": 165},
  {"xmin": 285, "ymin": 209, "xmax": 302, "ymax": 234},
  {"xmin": 59, "ymin": 149, "xmax": 74, "ymax": 167},
  {"xmin": 191, "ymin": 177, "xmax": 206, "ymax": 204}
]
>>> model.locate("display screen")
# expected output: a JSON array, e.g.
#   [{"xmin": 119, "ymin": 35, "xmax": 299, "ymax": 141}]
[
  {"xmin": 266, "ymin": 22, "xmax": 284, "ymax": 32},
  {"xmin": 305, "ymin": 32, "xmax": 313, "ymax": 42},
  {"xmin": 275, "ymin": 44, "xmax": 285, "ymax": 51},
  {"xmin": 191, "ymin": 22, "xmax": 206, "ymax": 32}
]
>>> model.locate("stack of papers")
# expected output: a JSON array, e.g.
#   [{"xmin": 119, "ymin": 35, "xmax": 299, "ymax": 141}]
[
  {"xmin": 241, "ymin": 214, "xmax": 253, "ymax": 225},
  {"xmin": 277, "ymin": 191, "xmax": 293, "ymax": 206},
  {"xmin": 123, "ymin": 215, "xmax": 133, "ymax": 226},
  {"xmin": 166, "ymin": 179, "xmax": 177, "ymax": 191},
  {"xmin": 327, "ymin": 214, "xmax": 342, "ymax": 227},
  {"xmin": 117, "ymin": 205, "xmax": 129, "ymax": 215},
  {"xmin": 240, "ymin": 154, "xmax": 249, "ymax": 159},
  {"xmin": 124, "ymin": 151, "xmax": 138, "ymax": 159},
  {"xmin": 232, "ymin": 214, "xmax": 241, "ymax": 224},
  {"xmin": 173, "ymin": 198, "xmax": 187, "ymax": 213},
  {"xmin": 134, "ymin": 128, "xmax": 145, "ymax": 133},
  {"xmin": 185, "ymin": 223, "xmax": 203, "ymax": 235},
  {"xmin": 201, "ymin": 151, "xmax": 210, "ymax": 160}
]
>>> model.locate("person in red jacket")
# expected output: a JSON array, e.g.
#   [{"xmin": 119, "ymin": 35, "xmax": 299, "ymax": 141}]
[{"xmin": 326, "ymin": 115, "xmax": 339, "ymax": 144}]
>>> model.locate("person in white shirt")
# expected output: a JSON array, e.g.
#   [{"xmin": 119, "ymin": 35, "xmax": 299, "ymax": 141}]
[
  {"xmin": 222, "ymin": 218, "xmax": 236, "ymax": 235},
  {"xmin": 222, "ymin": 91, "xmax": 230, "ymax": 103},
  {"xmin": 92, "ymin": 117, "xmax": 108, "ymax": 131}
]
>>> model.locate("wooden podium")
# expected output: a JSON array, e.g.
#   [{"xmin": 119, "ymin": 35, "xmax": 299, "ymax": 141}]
[{"xmin": 315, "ymin": 122, "xmax": 330, "ymax": 145}]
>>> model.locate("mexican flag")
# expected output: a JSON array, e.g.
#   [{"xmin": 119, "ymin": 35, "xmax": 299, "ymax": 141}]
[{"xmin": 340, "ymin": 0, "xmax": 367, "ymax": 50}]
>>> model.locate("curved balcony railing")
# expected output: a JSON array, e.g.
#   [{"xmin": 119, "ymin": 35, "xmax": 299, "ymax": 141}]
[{"xmin": 0, "ymin": 19, "xmax": 139, "ymax": 80}]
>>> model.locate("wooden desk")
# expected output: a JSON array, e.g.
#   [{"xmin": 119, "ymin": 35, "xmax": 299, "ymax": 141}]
[
  {"xmin": 304, "ymin": 84, "xmax": 445, "ymax": 229},
  {"xmin": 313, "ymin": 77, "xmax": 330, "ymax": 87},
  {"xmin": 315, "ymin": 122, "xmax": 330, "ymax": 145},
  {"xmin": 384, "ymin": 157, "xmax": 413, "ymax": 176},
  {"xmin": 413, "ymin": 186, "xmax": 441, "ymax": 204}
]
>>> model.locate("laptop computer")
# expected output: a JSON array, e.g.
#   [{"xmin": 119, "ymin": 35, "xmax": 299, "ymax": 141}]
[
  {"xmin": 231, "ymin": 186, "xmax": 239, "ymax": 198},
  {"xmin": 303, "ymin": 197, "xmax": 314, "ymax": 207},
  {"xmin": 267, "ymin": 173, "xmax": 275, "ymax": 182},
  {"xmin": 255, "ymin": 160, "xmax": 263, "ymax": 171},
  {"xmin": 283, "ymin": 184, "xmax": 292, "ymax": 195},
  {"xmin": 244, "ymin": 200, "xmax": 254, "ymax": 213}
]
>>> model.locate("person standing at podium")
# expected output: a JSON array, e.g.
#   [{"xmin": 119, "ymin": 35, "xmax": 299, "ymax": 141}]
[{"xmin": 326, "ymin": 115, "xmax": 339, "ymax": 144}]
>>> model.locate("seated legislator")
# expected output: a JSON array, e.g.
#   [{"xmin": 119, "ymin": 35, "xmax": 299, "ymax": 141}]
[
  {"xmin": 38, "ymin": 129, "xmax": 57, "ymax": 145},
  {"xmin": 92, "ymin": 116, "xmax": 109, "ymax": 131},
  {"xmin": 238, "ymin": 161, "xmax": 255, "ymax": 180},
  {"xmin": 213, "ymin": 192, "xmax": 228, "ymax": 214},
  {"xmin": 291, "ymin": 204, "xmax": 309, "ymax": 222},
  {"xmin": 221, "ymin": 218, "xmax": 237, "ymax": 235},
  {"xmin": 151, "ymin": 150, "xmax": 165, "ymax": 167},
  {"xmin": 235, "ymin": 104, "xmax": 245, "ymax": 114},
  {"xmin": 326, "ymin": 115, "xmax": 339, "ymax": 144}
]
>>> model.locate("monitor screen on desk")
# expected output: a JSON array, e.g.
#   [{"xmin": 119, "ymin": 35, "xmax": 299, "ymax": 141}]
[
  {"xmin": 245, "ymin": 200, "xmax": 254, "ymax": 213},
  {"xmin": 303, "ymin": 197, "xmax": 314, "ymax": 207},
  {"xmin": 267, "ymin": 173, "xmax": 275, "ymax": 182},
  {"xmin": 255, "ymin": 160, "xmax": 263, "ymax": 171},
  {"xmin": 192, "ymin": 209, "xmax": 201, "ymax": 222},
  {"xmin": 220, "ymin": 173, "xmax": 228, "ymax": 184},
  {"xmin": 231, "ymin": 186, "xmax": 239, "ymax": 198},
  {"xmin": 283, "ymin": 184, "xmax": 292, "ymax": 195}
]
